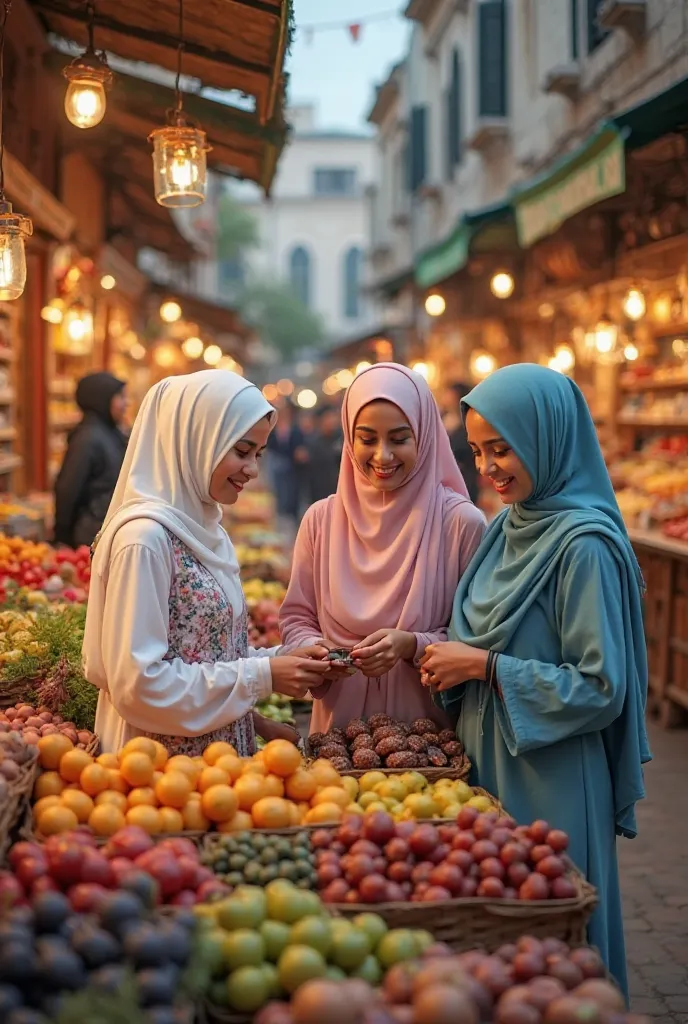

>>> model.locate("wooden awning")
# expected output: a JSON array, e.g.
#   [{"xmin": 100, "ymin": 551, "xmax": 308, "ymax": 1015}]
[
  {"xmin": 28, "ymin": 0, "xmax": 291, "ymax": 124},
  {"xmin": 151, "ymin": 287, "xmax": 252, "ymax": 341},
  {"xmin": 48, "ymin": 55, "xmax": 287, "ymax": 193}
]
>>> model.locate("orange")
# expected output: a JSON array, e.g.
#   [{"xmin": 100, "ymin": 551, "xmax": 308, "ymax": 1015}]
[
  {"xmin": 60, "ymin": 789, "xmax": 95, "ymax": 824},
  {"xmin": 127, "ymin": 786, "xmax": 158, "ymax": 808},
  {"xmin": 151, "ymin": 741, "xmax": 168, "ymax": 770},
  {"xmin": 33, "ymin": 771, "xmax": 65, "ymax": 800},
  {"xmin": 308, "ymin": 759, "xmax": 344, "ymax": 789},
  {"xmin": 311, "ymin": 786, "xmax": 350, "ymax": 810},
  {"xmin": 200, "ymin": 784, "xmax": 239, "ymax": 823},
  {"xmin": 262, "ymin": 740, "xmax": 303, "ymax": 778},
  {"xmin": 284, "ymin": 768, "xmax": 317, "ymax": 803},
  {"xmin": 197, "ymin": 766, "xmax": 231, "ymax": 793},
  {"xmin": 96, "ymin": 752, "xmax": 120, "ymax": 769},
  {"xmin": 95, "ymin": 790, "xmax": 128, "ymax": 812},
  {"xmin": 241, "ymin": 759, "xmax": 267, "ymax": 777},
  {"xmin": 217, "ymin": 810, "xmax": 254, "ymax": 833},
  {"xmin": 233, "ymin": 773, "xmax": 268, "ymax": 811},
  {"xmin": 119, "ymin": 752, "xmax": 155, "ymax": 788},
  {"xmin": 33, "ymin": 795, "xmax": 62, "ymax": 819},
  {"xmin": 181, "ymin": 800, "xmax": 211, "ymax": 831},
  {"xmin": 287, "ymin": 802, "xmax": 301, "ymax": 826},
  {"xmin": 126, "ymin": 805, "xmax": 162, "ymax": 835},
  {"xmin": 203, "ymin": 741, "xmax": 238, "ymax": 766},
  {"xmin": 121, "ymin": 737, "xmax": 158, "ymax": 761},
  {"xmin": 165, "ymin": 755, "xmax": 199, "ymax": 784},
  {"xmin": 37, "ymin": 734, "xmax": 74, "ymax": 771},
  {"xmin": 155, "ymin": 770, "xmax": 193, "ymax": 809},
  {"xmin": 296, "ymin": 801, "xmax": 310, "ymax": 822},
  {"xmin": 303, "ymin": 802, "xmax": 343, "ymax": 825},
  {"xmin": 158, "ymin": 807, "xmax": 184, "ymax": 833},
  {"xmin": 80, "ymin": 763, "xmax": 112, "ymax": 796},
  {"xmin": 107, "ymin": 769, "xmax": 129, "ymax": 794},
  {"xmin": 38, "ymin": 805, "xmax": 79, "ymax": 835},
  {"xmin": 89, "ymin": 804, "xmax": 126, "ymax": 837},
  {"xmin": 59, "ymin": 749, "xmax": 94, "ymax": 783},
  {"xmin": 262, "ymin": 774, "xmax": 286, "ymax": 799},
  {"xmin": 251, "ymin": 796, "xmax": 291, "ymax": 829},
  {"xmin": 214, "ymin": 754, "xmax": 244, "ymax": 783}
]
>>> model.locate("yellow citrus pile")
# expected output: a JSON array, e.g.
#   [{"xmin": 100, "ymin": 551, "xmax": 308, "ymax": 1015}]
[
  {"xmin": 32, "ymin": 735, "xmax": 357, "ymax": 838},
  {"xmin": 345, "ymin": 771, "xmax": 500, "ymax": 822}
]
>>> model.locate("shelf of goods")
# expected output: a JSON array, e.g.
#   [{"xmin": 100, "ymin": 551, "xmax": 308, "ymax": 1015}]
[{"xmin": 0, "ymin": 303, "xmax": 24, "ymax": 492}]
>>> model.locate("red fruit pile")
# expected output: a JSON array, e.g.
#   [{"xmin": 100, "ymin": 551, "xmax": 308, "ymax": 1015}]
[
  {"xmin": 313, "ymin": 809, "xmax": 578, "ymax": 905},
  {"xmin": 0, "ymin": 825, "xmax": 229, "ymax": 911}
]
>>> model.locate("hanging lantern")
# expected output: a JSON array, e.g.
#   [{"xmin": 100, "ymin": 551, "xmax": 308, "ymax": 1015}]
[
  {"xmin": 0, "ymin": 199, "xmax": 32, "ymax": 301},
  {"xmin": 149, "ymin": 0, "xmax": 210, "ymax": 208},
  {"xmin": 621, "ymin": 287, "xmax": 646, "ymax": 322},
  {"xmin": 593, "ymin": 315, "xmax": 618, "ymax": 355},
  {"xmin": 57, "ymin": 302, "xmax": 94, "ymax": 355},
  {"xmin": 62, "ymin": 3, "xmax": 113, "ymax": 130}
]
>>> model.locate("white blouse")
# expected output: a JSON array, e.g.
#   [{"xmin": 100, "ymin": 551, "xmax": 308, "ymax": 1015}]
[{"xmin": 93, "ymin": 519, "xmax": 277, "ymax": 752}]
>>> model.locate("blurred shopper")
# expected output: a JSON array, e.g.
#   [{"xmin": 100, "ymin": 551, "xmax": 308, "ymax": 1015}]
[
  {"xmin": 266, "ymin": 400, "xmax": 308, "ymax": 532},
  {"xmin": 442, "ymin": 381, "xmax": 480, "ymax": 504},
  {"xmin": 54, "ymin": 372, "xmax": 129, "ymax": 549},
  {"xmin": 280, "ymin": 363, "xmax": 485, "ymax": 734},
  {"xmin": 305, "ymin": 404, "xmax": 343, "ymax": 504}
]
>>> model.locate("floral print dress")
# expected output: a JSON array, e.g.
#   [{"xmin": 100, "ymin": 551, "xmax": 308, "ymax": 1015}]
[{"xmin": 142, "ymin": 529, "xmax": 256, "ymax": 757}]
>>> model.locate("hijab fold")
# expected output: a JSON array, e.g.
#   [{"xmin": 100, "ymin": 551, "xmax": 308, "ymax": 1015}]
[
  {"xmin": 317, "ymin": 363, "xmax": 471, "ymax": 645},
  {"xmin": 84, "ymin": 371, "xmax": 273, "ymax": 690},
  {"xmin": 450, "ymin": 364, "xmax": 651, "ymax": 837}
]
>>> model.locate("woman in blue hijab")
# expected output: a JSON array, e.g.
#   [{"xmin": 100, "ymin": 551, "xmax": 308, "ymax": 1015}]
[{"xmin": 420, "ymin": 363, "xmax": 650, "ymax": 999}]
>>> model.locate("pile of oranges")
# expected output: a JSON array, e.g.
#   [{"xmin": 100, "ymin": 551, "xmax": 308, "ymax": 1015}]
[{"xmin": 32, "ymin": 733, "xmax": 357, "ymax": 838}]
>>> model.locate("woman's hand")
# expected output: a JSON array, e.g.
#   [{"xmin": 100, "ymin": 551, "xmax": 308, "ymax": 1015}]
[
  {"xmin": 252, "ymin": 711, "xmax": 301, "ymax": 746},
  {"xmin": 419, "ymin": 642, "xmax": 489, "ymax": 692},
  {"xmin": 351, "ymin": 630, "xmax": 417, "ymax": 678},
  {"xmin": 270, "ymin": 656, "xmax": 331, "ymax": 699},
  {"xmin": 289, "ymin": 644, "xmax": 330, "ymax": 660}
]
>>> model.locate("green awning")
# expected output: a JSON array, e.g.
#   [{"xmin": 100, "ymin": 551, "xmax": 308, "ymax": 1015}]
[{"xmin": 415, "ymin": 202, "xmax": 513, "ymax": 289}]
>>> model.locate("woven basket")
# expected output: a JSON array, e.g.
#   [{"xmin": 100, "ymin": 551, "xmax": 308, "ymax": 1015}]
[
  {"xmin": 331, "ymin": 866, "xmax": 597, "ymax": 952},
  {"xmin": 0, "ymin": 678, "xmax": 36, "ymax": 711},
  {"xmin": 0, "ymin": 747, "xmax": 40, "ymax": 862}
]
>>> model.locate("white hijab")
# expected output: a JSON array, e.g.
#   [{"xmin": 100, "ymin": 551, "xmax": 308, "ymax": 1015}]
[{"xmin": 83, "ymin": 370, "xmax": 274, "ymax": 690}]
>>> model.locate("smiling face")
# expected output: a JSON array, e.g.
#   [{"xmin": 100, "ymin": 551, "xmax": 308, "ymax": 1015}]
[
  {"xmin": 352, "ymin": 399, "xmax": 418, "ymax": 490},
  {"xmin": 465, "ymin": 408, "xmax": 533, "ymax": 504},
  {"xmin": 209, "ymin": 414, "xmax": 272, "ymax": 505}
]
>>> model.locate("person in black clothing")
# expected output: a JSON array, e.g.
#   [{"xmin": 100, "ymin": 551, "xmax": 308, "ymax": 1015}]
[
  {"xmin": 305, "ymin": 404, "xmax": 343, "ymax": 505},
  {"xmin": 442, "ymin": 380, "xmax": 480, "ymax": 504},
  {"xmin": 54, "ymin": 372, "xmax": 128, "ymax": 548},
  {"xmin": 266, "ymin": 400, "xmax": 308, "ymax": 528}
]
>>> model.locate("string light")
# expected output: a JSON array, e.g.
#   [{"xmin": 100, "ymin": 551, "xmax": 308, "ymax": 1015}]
[
  {"xmin": 277, "ymin": 378, "xmax": 294, "ymax": 396},
  {"xmin": 593, "ymin": 315, "xmax": 617, "ymax": 355},
  {"xmin": 203, "ymin": 344, "xmax": 222, "ymax": 366},
  {"xmin": 262, "ymin": 384, "xmax": 279, "ymax": 401},
  {"xmin": 624, "ymin": 343, "xmax": 639, "ymax": 362},
  {"xmin": 424, "ymin": 293, "xmax": 446, "ymax": 317},
  {"xmin": 355, "ymin": 361, "xmax": 372, "ymax": 375},
  {"xmin": 470, "ymin": 350, "xmax": 497, "ymax": 378},
  {"xmin": 622, "ymin": 287, "xmax": 646, "ymax": 322},
  {"xmin": 296, "ymin": 388, "xmax": 317, "ymax": 409},
  {"xmin": 490, "ymin": 271, "xmax": 515, "ymax": 300},
  {"xmin": 130, "ymin": 342, "xmax": 146, "ymax": 360},
  {"xmin": 100, "ymin": 274, "xmax": 116, "ymax": 290},
  {"xmin": 62, "ymin": 2, "xmax": 113, "ymax": 130},
  {"xmin": 160, "ymin": 299, "xmax": 182, "ymax": 323},
  {"xmin": 181, "ymin": 336, "xmax": 204, "ymax": 360}
]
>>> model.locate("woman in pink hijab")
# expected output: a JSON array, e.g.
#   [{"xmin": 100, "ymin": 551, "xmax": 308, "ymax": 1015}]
[{"xmin": 279, "ymin": 363, "xmax": 486, "ymax": 734}]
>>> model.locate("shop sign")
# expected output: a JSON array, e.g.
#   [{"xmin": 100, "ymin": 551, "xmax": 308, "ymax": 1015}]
[
  {"xmin": 515, "ymin": 132, "xmax": 625, "ymax": 248},
  {"xmin": 415, "ymin": 224, "xmax": 469, "ymax": 290}
]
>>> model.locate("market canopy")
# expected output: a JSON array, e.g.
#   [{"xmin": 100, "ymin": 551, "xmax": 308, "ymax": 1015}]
[
  {"xmin": 29, "ymin": 0, "xmax": 291, "ymax": 124},
  {"xmin": 414, "ymin": 202, "xmax": 516, "ymax": 290}
]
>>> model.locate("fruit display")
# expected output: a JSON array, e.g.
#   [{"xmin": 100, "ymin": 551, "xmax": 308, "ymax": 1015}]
[
  {"xmin": 662, "ymin": 514, "xmax": 688, "ymax": 541},
  {"xmin": 28, "ymin": 736, "xmax": 359, "ymax": 837},
  {"xmin": 200, "ymin": 830, "xmax": 318, "ymax": 891},
  {"xmin": 309, "ymin": 717, "xmax": 466, "ymax": 772},
  {"xmin": 1, "ymin": 826, "xmax": 229, "ymax": 909},
  {"xmin": 248, "ymin": 592, "xmax": 286, "ymax": 649},
  {"xmin": 257, "ymin": 693, "xmax": 297, "ymax": 728},
  {"xmin": 2, "ymin": 702, "xmax": 96, "ymax": 750},
  {"xmin": 0, "ymin": 533, "xmax": 90, "ymax": 604},
  {"xmin": 258, "ymin": 937, "xmax": 646, "ymax": 1024},
  {"xmin": 312, "ymin": 810, "xmax": 580, "ymax": 905},
  {"xmin": 0, "ymin": 730, "xmax": 37, "ymax": 815},
  {"xmin": 607, "ymin": 436, "xmax": 688, "ymax": 528},
  {"xmin": 237, "ymin": 540, "xmax": 291, "ymax": 585},
  {"xmin": 0, "ymin": 869, "xmax": 198, "ymax": 1021},
  {"xmin": 344, "ymin": 773, "xmax": 499, "ymax": 824},
  {"xmin": 195, "ymin": 879, "xmax": 432, "ymax": 1014}
]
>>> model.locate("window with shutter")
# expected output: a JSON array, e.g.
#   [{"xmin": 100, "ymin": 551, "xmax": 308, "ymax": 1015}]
[
  {"xmin": 477, "ymin": 0, "xmax": 507, "ymax": 119},
  {"xmin": 446, "ymin": 49, "xmax": 462, "ymax": 174},
  {"xmin": 571, "ymin": 0, "xmax": 579, "ymax": 59},
  {"xmin": 586, "ymin": 0, "xmax": 609, "ymax": 52},
  {"xmin": 343, "ymin": 247, "xmax": 363, "ymax": 319},
  {"xmin": 289, "ymin": 246, "xmax": 312, "ymax": 308},
  {"xmin": 409, "ymin": 105, "xmax": 427, "ymax": 192}
]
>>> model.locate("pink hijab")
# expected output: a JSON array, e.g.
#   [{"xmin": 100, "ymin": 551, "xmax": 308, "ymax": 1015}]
[{"xmin": 318, "ymin": 363, "xmax": 470, "ymax": 645}]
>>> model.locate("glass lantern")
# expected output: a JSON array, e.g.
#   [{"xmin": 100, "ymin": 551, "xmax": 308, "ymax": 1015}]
[
  {"xmin": 57, "ymin": 302, "xmax": 95, "ymax": 356},
  {"xmin": 63, "ymin": 54, "xmax": 113, "ymax": 130},
  {"xmin": 149, "ymin": 124, "xmax": 211, "ymax": 208},
  {"xmin": 0, "ymin": 200, "xmax": 33, "ymax": 301}
]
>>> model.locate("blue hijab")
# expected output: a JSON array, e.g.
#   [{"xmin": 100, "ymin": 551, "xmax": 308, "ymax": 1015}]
[{"xmin": 451, "ymin": 363, "xmax": 651, "ymax": 838}]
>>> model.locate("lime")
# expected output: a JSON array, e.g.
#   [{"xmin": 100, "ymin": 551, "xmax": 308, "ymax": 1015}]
[
  {"xmin": 289, "ymin": 916, "xmax": 333, "ymax": 957},
  {"xmin": 413, "ymin": 929, "xmax": 435, "ymax": 954},
  {"xmin": 195, "ymin": 928, "xmax": 226, "ymax": 977},
  {"xmin": 226, "ymin": 965, "xmax": 270, "ymax": 1012},
  {"xmin": 261, "ymin": 961, "xmax": 283, "ymax": 998},
  {"xmin": 216, "ymin": 893, "xmax": 265, "ymax": 932},
  {"xmin": 325, "ymin": 965, "xmax": 347, "ymax": 981},
  {"xmin": 330, "ymin": 928, "xmax": 371, "ymax": 971},
  {"xmin": 351, "ymin": 913, "xmax": 388, "ymax": 951},
  {"xmin": 222, "ymin": 928, "xmax": 266, "ymax": 970},
  {"xmin": 277, "ymin": 945, "xmax": 327, "ymax": 994},
  {"xmin": 377, "ymin": 929, "xmax": 419, "ymax": 969},
  {"xmin": 352, "ymin": 954, "xmax": 383, "ymax": 985},
  {"xmin": 208, "ymin": 980, "xmax": 229, "ymax": 1007},
  {"xmin": 267, "ymin": 882, "xmax": 321, "ymax": 924},
  {"xmin": 260, "ymin": 919, "xmax": 291, "ymax": 962}
]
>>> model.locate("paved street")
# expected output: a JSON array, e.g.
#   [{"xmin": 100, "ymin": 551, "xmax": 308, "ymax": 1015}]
[{"xmin": 620, "ymin": 720, "xmax": 688, "ymax": 1021}]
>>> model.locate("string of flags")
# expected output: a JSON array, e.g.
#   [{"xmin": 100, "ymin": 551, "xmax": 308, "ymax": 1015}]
[{"xmin": 297, "ymin": 8, "xmax": 401, "ymax": 46}]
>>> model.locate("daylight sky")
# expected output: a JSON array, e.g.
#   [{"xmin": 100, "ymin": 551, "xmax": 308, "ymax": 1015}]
[{"xmin": 287, "ymin": 0, "xmax": 410, "ymax": 131}]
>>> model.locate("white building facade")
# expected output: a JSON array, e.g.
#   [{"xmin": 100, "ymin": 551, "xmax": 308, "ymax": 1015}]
[{"xmin": 367, "ymin": 0, "xmax": 688, "ymax": 304}]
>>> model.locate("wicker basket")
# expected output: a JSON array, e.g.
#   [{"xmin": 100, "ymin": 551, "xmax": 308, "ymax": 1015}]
[
  {"xmin": 0, "ymin": 678, "xmax": 37, "ymax": 711},
  {"xmin": 331, "ymin": 866, "xmax": 597, "ymax": 952},
  {"xmin": 0, "ymin": 748, "xmax": 40, "ymax": 861}
]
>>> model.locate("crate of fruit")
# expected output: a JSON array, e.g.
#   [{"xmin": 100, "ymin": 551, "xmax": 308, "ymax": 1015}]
[
  {"xmin": 308, "ymin": 715, "xmax": 471, "ymax": 781},
  {"xmin": 316, "ymin": 809, "xmax": 598, "ymax": 954},
  {"xmin": 0, "ymin": 732, "xmax": 39, "ymax": 860}
]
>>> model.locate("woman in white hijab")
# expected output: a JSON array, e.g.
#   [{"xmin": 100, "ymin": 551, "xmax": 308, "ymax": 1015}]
[{"xmin": 83, "ymin": 370, "xmax": 330, "ymax": 754}]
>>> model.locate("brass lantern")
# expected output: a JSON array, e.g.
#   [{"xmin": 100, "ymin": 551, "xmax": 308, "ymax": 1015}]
[
  {"xmin": 0, "ymin": 199, "xmax": 33, "ymax": 301},
  {"xmin": 149, "ymin": 115, "xmax": 210, "ymax": 209}
]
